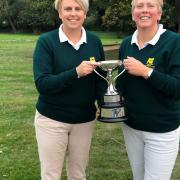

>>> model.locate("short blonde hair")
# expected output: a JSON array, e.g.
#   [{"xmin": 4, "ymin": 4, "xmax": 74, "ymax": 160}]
[
  {"xmin": 54, "ymin": 0, "xmax": 89, "ymax": 13},
  {"xmin": 131, "ymin": 0, "xmax": 163, "ymax": 12}
]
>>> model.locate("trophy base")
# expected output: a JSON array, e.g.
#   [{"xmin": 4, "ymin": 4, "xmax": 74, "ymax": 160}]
[
  {"xmin": 97, "ymin": 103, "xmax": 127, "ymax": 123},
  {"xmin": 97, "ymin": 117, "xmax": 127, "ymax": 123}
]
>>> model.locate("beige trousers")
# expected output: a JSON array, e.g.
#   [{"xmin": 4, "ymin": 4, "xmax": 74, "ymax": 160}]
[{"xmin": 34, "ymin": 110, "xmax": 95, "ymax": 180}]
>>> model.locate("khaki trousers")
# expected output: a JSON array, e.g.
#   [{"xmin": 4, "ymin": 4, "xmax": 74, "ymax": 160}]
[{"xmin": 34, "ymin": 111, "xmax": 95, "ymax": 180}]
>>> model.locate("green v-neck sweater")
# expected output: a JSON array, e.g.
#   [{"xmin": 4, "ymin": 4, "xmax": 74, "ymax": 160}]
[
  {"xmin": 33, "ymin": 29, "xmax": 106, "ymax": 124},
  {"xmin": 117, "ymin": 30, "xmax": 180, "ymax": 132}
]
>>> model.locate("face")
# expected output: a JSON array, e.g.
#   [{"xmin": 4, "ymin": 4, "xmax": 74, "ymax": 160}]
[
  {"xmin": 132, "ymin": 0, "xmax": 162, "ymax": 30},
  {"xmin": 59, "ymin": 0, "xmax": 86, "ymax": 31}
]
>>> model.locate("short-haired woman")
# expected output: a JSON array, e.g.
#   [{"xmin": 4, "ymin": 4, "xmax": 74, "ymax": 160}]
[
  {"xmin": 33, "ymin": 0, "xmax": 105, "ymax": 179},
  {"xmin": 116, "ymin": 0, "xmax": 180, "ymax": 179}
]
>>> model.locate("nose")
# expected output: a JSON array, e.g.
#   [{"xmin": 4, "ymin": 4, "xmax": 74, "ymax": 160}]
[
  {"xmin": 142, "ymin": 4, "xmax": 152, "ymax": 12},
  {"xmin": 70, "ymin": 8, "xmax": 77, "ymax": 15},
  {"xmin": 142, "ymin": 5, "xmax": 148, "ymax": 12}
]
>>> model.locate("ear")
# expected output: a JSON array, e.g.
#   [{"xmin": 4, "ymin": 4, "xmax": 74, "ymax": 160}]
[
  {"xmin": 59, "ymin": 12, "xmax": 62, "ymax": 19},
  {"xmin": 132, "ymin": 14, "xmax": 135, "ymax": 21},
  {"xmin": 157, "ymin": 11, "xmax": 162, "ymax": 21}
]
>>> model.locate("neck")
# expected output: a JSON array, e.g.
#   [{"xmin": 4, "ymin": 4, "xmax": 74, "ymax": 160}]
[
  {"xmin": 62, "ymin": 26, "xmax": 82, "ymax": 44},
  {"xmin": 137, "ymin": 24, "xmax": 159, "ymax": 47}
]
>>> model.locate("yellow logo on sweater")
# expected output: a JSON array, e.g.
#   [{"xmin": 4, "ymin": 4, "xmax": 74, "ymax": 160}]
[
  {"xmin": 90, "ymin": 57, "xmax": 96, "ymax": 62},
  {"xmin": 146, "ymin": 58, "xmax": 154, "ymax": 68}
]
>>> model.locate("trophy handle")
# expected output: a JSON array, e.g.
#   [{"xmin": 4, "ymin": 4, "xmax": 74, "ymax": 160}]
[
  {"xmin": 94, "ymin": 69, "xmax": 109, "ymax": 84},
  {"xmin": 113, "ymin": 68, "xmax": 126, "ymax": 82},
  {"xmin": 113, "ymin": 68, "xmax": 126, "ymax": 91}
]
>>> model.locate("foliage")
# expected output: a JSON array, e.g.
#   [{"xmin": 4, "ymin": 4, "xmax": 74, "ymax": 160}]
[
  {"xmin": 85, "ymin": 0, "xmax": 110, "ymax": 30},
  {"xmin": 84, "ymin": 13, "xmax": 99, "ymax": 30},
  {"xmin": 16, "ymin": 0, "xmax": 59, "ymax": 33},
  {"xmin": 0, "ymin": 0, "xmax": 180, "ymax": 34},
  {"xmin": 175, "ymin": 0, "xmax": 180, "ymax": 32},
  {"xmin": 0, "ymin": 0, "xmax": 59, "ymax": 33},
  {"xmin": 160, "ymin": 2, "xmax": 176, "ymax": 30},
  {"xmin": 102, "ymin": 0, "xmax": 177, "ymax": 33},
  {"xmin": 0, "ymin": 0, "xmax": 25, "ymax": 32},
  {"xmin": 102, "ymin": 0, "xmax": 134, "ymax": 35}
]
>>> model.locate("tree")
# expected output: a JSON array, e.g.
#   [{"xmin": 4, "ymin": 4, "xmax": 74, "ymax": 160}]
[
  {"xmin": 102, "ymin": 0, "xmax": 133, "ymax": 35},
  {"xmin": 16, "ymin": 0, "xmax": 59, "ymax": 33},
  {"xmin": 84, "ymin": 0, "xmax": 110, "ymax": 30},
  {"xmin": 102, "ymin": 0, "xmax": 177, "ymax": 35},
  {"xmin": 0, "ymin": 0, "xmax": 24, "ymax": 33},
  {"xmin": 175, "ymin": 0, "xmax": 180, "ymax": 32}
]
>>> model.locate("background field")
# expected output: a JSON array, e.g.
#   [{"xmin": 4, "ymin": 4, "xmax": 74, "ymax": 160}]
[{"xmin": 0, "ymin": 33, "xmax": 179, "ymax": 180}]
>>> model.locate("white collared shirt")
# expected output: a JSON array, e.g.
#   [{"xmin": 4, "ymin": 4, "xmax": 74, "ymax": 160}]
[
  {"xmin": 59, "ymin": 24, "xmax": 87, "ymax": 50},
  {"xmin": 131, "ymin": 24, "xmax": 166, "ymax": 50}
]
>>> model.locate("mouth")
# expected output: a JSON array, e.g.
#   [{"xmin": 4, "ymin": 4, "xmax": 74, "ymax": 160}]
[
  {"xmin": 140, "ymin": 16, "xmax": 150, "ymax": 20},
  {"xmin": 68, "ymin": 19, "xmax": 79, "ymax": 22}
]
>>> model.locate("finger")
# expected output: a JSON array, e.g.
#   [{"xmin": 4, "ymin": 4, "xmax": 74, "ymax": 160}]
[{"xmin": 91, "ymin": 62, "xmax": 100, "ymax": 66}]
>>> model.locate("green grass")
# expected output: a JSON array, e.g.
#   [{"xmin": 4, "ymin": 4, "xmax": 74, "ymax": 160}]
[
  {"xmin": 0, "ymin": 33, "xmax": 38, "ymax": 41},
  {"xmin": 0, "ymin": 33, "xmax": 179, "ymax": 180},
  {"xmin": 91, "ymin": 31, "xmax": 122, "ymax": 45},
  {"xmin": 0, "ymin": 31, "xmax": 121, "ymax": 45}
]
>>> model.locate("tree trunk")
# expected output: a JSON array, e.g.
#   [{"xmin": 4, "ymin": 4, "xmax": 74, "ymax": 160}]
[
  {"xmin": 7, "ymin": 15, "xmax": 17, "ymax": 33},
  {"xmin": 5, "ymin": 0, "xmax": 17, "ymax": 33}
]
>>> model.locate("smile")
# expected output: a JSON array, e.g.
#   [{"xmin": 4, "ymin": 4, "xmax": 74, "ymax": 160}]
[{"xmin": 140, "ymin": 16, "xmax": 150, "ymax": 20}]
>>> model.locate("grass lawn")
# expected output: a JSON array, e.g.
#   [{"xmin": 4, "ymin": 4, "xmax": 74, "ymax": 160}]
[
  {"xmin": 0, "ymin": 33, "xmax": 179, "ymax": 180},
  {"xmin": 91, "ymin": 31, "xmax": 122, "ymax": 45},
  {"xmin": 0, "ymin": 31, "xmax": 122, "ymax": 46}
]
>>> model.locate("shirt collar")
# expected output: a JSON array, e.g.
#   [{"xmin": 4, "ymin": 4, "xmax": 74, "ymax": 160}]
[
  {"xmin": 131, "ymin": 24, "xmax": 166, "ymax": 49},
  {"xmin": 59, "ymin": 24, "xmax": 87, "ymax": 50}
]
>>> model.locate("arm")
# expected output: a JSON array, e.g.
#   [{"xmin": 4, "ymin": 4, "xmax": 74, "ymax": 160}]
[
  {"xmin": 123, "ymin": 44, "xmax": 180, "ymax": 99},
  {"xmin": 33, "ymin": 37, "xmax": 98, "ymax": 95},
  {"xmin": 33, "ymin": 37, "xmax": 78, "ymax": 95}
]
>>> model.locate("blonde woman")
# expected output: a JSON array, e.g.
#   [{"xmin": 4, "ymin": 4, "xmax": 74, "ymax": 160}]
[
  {"xmin": 33, "ymin": 0, "xmax": 106, "ymax": 179},
  {"xmin": 116, "ymin": 0, "xmax": 180, "ymax": 179}
]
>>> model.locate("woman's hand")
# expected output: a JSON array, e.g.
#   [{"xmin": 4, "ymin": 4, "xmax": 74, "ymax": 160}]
[
  {"xmin": 76, "ymin": 61, "xmax": 100, "ymax": 78},
  {"xmin": 123, "ymin": 56, "xmax": 151, "ymax": 79}
]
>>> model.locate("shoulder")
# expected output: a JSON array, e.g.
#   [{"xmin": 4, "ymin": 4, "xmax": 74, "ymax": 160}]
[
  {"xmin": 36, "ymin": 28, "xmax": 59, "ymax": 49},
  {"xmin": 86, "ymin": 31, "xmax": 103, "ymax": 49},
  {"xmin": 86, "ymin": 31, "xmax": 101, "ymax": 42},
  {"xmin": 162, "ymin": 30, "xmax": 180, "ymax": 42},
  {"xmin": 122, "ymin": 35, "xmax": 132, "ymax": 44},
  {"xmin": 159, "ymin": 30, "xmax": 180, "ymax": 52},
  {"xmin": 38, "ymin": 28, "xmax": 59, "ymax": 42},
  {"xmin": 120, "ymin": 35, "xmax": 132, "ymax": 49}
]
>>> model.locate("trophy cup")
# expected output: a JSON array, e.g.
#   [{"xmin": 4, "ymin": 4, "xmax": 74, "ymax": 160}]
[{"xmin": 94, "ymin": 60, "xmax": 127, "ymax": 123}]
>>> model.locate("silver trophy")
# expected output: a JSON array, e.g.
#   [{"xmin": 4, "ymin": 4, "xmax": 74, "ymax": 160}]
[{"xmin": 94, "ymin": 60, "xmax": 127, "ymax": 123}]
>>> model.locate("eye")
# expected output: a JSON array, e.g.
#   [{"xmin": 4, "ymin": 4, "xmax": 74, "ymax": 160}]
[
  {"xmin": 75, "ymin": 7, "xmax": 82, "ymax": 11},
  {"xmin": 64, "ymin": 7, "xmax": 72, "ymax": 12},
  {"xmin": 147, "ymin": 3, "xmax": 155, "ymax": 8},
  {"xmin": 136, "ymin": 4, "xmax": 143, "ymax": 9}
]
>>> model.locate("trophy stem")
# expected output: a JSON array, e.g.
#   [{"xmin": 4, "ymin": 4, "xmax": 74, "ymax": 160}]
[{"xmin": 106, "ymin": 69, "xmax": 117, "ymax": 95}]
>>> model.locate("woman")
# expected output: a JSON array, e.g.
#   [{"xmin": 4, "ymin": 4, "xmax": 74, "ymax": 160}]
[
  {"xmin": 33, "ymin": 0, "xmax": 106, "ymax": 179},
  {"xmin": 116, "ymin": 0, "xmax": 180, "ymax": 179}
]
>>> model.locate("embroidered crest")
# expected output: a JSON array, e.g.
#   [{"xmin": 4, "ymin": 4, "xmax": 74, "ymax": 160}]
[
  {"xmin": 146, "ymin": 58, "xmax": 155, "ymax": 68},
  {"xmin": 90, "ymin": 57, "xmax": 96, "ymax": 62}
]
